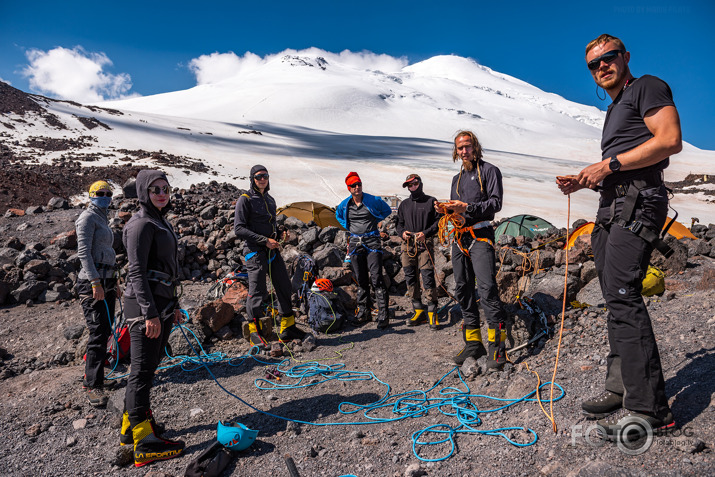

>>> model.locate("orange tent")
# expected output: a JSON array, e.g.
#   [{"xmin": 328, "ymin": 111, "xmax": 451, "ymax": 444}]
[
  {"xmin": 663, "ymin": 219, "xmax": 697, "ymax": 240},
  {"xmin": 566, "ymin": 222, "xmax": 595, "ymax": 250},
  {"xmin": 565, "ymin": 217, "xmax": 696, "ymax": 249}
]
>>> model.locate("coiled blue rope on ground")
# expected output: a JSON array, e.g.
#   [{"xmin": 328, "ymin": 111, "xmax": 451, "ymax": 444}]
[{"xmin": 168, "ymin": 309, "xmax": 565, "ymax": 462}]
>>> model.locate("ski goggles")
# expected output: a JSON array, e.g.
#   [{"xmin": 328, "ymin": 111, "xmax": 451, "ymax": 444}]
[{"xmin": 587, "ymin": 49, "xmax": 625, "ymax": 71}]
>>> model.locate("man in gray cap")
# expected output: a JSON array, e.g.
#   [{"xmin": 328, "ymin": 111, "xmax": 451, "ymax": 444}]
[{"xmin": 396, "ymin": 174, "xmax": 441, "ymax": 329}]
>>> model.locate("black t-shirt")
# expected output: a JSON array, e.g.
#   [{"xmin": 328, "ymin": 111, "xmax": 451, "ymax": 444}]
[
  {"xmin": 347, "ymin": 200, "xmax": 378, "ymax": 235},
  {"xmin": 601, "ymin": 75, "xmax": 675, "ymax": 188}
]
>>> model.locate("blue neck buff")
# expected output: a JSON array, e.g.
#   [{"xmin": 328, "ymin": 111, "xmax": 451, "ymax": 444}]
[{"xmin": 90, "ymin": 197, "xmax": 111, "ymax": 209}]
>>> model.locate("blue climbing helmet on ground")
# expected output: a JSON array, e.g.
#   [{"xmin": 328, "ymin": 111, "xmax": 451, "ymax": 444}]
[{"xmin": 216, "ymin": 421, "xmax": 259, "ymax": 451}]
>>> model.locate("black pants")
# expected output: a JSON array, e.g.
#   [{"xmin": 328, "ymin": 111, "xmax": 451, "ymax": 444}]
[
  {"xmin": 245, "ymin": 249, "xmax": 292, "ymax": 322},
  {"xmin": 124, "ymin": 295, "xmax": 174, "ymax": 422},
  {"xmin": 78, "ymin": 278, "xmax": 117, "ymax": 389},
  {"xmin": 593, "ymin": 187, "xmax": 669, "ymax": 414},
  {"xmin": 451, "ymin": 239, "xmax": 505, "ymax": 330},
  {"xmin": 351, "ymin": 249, "xmax": 388, "ymax": 320}
]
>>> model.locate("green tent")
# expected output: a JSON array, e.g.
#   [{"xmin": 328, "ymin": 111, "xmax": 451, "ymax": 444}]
[{"xmin": 495, "ymin": 215, "xmax": 555, "ymax": 239}]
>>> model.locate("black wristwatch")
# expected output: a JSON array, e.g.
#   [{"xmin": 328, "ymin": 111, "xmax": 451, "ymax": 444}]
[{"xmin": 609, "ymin": 155, "xmax": 621, "ymax": 172}]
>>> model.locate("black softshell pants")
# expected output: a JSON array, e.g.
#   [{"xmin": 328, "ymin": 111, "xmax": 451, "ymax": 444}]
[
  {"xmin": 245, "ymin": 249, "xmax": 292, "ymax": 322},
  {"xmin": 78, "ymin": 277, "xmax": 117, "ymax": 389},
  {"xmin": 123, "ymin": 295, "xmax": 174, "ymax": 422},
  {"xmin": 351, "ymin": 249, "xmax": 388, "ymax": 322},
  {"xmin": 451, "ymin": 238, "xmax": 505, "ymax": 330},
  {"xmin": 592, "ymin": 185, "xmax": 669, "ymax": 415}
]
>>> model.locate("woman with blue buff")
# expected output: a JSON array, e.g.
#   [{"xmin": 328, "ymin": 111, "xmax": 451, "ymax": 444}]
[{"xmin": 75, "ymin": 180, "xmax": 117, "ymax": 408}]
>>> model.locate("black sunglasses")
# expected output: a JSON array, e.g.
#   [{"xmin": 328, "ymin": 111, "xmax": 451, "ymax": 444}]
[
  {"xmin": 254, "ymin": 173, "xmax": 270, "ymax": 180},
  {"xmin": 94, "ymin": 190, "xmax": 113, "ymax": 197},
  {"xmin": 349, "ymin": 182, "xmax": 362, "ymax": 188},
  {"xmin": 587, "ymin": 49, "xmax": 625, "ymax": 71},
  {"xmin": 406, "ymin": 180, "xmax": 420, "ymax": 187},
  {"xmin": 148, "ymin": 185, "xmax": 171, "ymax": 195}
]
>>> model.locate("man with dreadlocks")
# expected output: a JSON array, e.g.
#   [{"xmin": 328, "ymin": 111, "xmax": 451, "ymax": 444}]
[{"xmin": 436, "ymin": 130, "xmax": 508, "ymax": 370}]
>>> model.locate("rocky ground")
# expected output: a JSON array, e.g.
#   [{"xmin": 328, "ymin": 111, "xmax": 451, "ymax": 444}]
[{"xmin": 1, "ymin": 200, "xmax": 714, "ymax": 477}]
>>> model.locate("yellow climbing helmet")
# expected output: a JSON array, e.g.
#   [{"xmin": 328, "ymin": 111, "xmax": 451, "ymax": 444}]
[{"xmin": 89, "ymin": 180, "xmax": 112, "ymax": 197}]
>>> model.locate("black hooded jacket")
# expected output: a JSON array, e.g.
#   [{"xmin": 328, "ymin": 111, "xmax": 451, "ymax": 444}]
[
  {"xmin": 123, "ymin": 169, "xmax": 179, "ymax": 319},
  {"xmin": 450, "ymin": 159, "xmax": 503, "ymax": 226},
  {"xmin": 396, "ymin": 183, "xmax": 440, "ymax": 238},
  {"xmin": 233, "ymin": 164, "xmax": 278, "ymax": 249}
]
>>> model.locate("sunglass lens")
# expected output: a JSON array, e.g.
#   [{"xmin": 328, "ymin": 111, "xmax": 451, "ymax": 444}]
[
  {"xmin": 588, "ymin": 51, "xmax": 619, "ymax": 70},
  {"xmin": 255, "ymin": 174, "xmax": 269, "ymax": 180}
]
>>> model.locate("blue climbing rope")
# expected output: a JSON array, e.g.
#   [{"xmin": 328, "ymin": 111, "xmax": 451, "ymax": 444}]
[{"xmin": 168, "ymin": 309, "xmax": 565, "ymax": 462}]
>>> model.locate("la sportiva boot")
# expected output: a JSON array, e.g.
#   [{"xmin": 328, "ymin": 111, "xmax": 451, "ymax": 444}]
[
  {"xmin": 375, "ymin": 288, "xmax": 390, "ymax": 329},
  {"xmin": 121, "ymin": 410, "xmax": 166, "ymax": 446},
  {"xmin": 131, "ymin": 412, "xmax": 184, "ymax": 467},
  {"xmin": 248, "ymin": 319, "xmax": 269, "ymax": 349},
  {"xmin": 278, "ymin": 314, "xmax": 307, "ymax": 341},
  {"xmin": 487, "ymin": 326, "xmax": 507, "ymax": 371},
  {"xmin": 407, "ymin": 300, "xmax": 426, "ymax": 326},
  {"xmin": 427, "ymin": 302, "xmax": 439, "ymax": 331},
  {"xmin": 453, "ymin": 325, "xmax": 487, "ymax": 365}
]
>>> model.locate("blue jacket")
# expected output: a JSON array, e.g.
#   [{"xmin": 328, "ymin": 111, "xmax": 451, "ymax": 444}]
[{"xmin": 335, "ymin": 193, "xmax": 392, "ymax": 230}]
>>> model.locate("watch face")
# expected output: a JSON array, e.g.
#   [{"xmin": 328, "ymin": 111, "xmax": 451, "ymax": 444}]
[{"xmin": 610, "ymin": 158, "xmax": 620, "ymax": 172}]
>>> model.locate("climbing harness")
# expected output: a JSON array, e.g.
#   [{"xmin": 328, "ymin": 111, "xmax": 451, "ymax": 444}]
[{"xmin": 597, "ymin": 170, "xmax": 676, "ymax": 258}]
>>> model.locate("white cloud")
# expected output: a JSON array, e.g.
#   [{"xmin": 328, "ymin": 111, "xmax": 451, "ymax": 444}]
[
  {"xmin": 188, "ymin": 48, "xmax": 408, "ymax": 85},
  {"xmin": 0, "ymin": 77, "xmax": 11, "ymax": 85},
  {"xmin": 22, "ymin": 46, "xmax": 136, "ymax": 102}
]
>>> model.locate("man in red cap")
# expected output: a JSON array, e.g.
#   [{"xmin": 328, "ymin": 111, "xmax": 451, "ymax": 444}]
[
  {"xmin": 396, "ymin": 174, "xmax": 441, "ymax": 329},
  {"xmin": 336, "ymin": 172, "xmax": 393, "ymax": 328}
]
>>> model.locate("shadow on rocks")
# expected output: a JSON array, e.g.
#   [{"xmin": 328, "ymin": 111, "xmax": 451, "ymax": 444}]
[
  {"xmin": 667, "ymin": 346, "xmax": 715, "ymax": 428},
  {"xmin": 232, "ymin": 392, "xmax": 382, "ymax": 438}
]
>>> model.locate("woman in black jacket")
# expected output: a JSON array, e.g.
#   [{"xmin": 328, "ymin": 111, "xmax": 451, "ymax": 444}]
[{"xmin": 120, "ymin": 169, "xmax": 184, "ymax": 467}]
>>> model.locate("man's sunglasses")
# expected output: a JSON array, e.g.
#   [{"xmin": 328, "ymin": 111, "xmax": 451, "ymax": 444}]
[
  {"xmin": 406, "ymin": 180, "xmax": 420, "ymax": 187},
  {"xmin": 93, "ymin": 190, "xmax": 113, "ymax": 197},
  {"xmin": 254, "ymin": 173, "xmax": 270, "ymax": 180},
  {"xmin": 587, "ymin": 49, "xmax": 625, "ymax": 71},
  {"xmin": 148, "ymin": 185, "xmax": 171, "ymax": 195},
  {"xmin": 349, "ymin": 182, "xmax": 362, "ymax": 188}
]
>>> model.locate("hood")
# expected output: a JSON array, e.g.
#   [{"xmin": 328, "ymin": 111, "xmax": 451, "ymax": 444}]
[
  {"xmin": 409, "ymin": 182, "xmax": 426, "ymax": 200},
  {"xmin": 136, "ymin": 169, "xmax": 170, "ymax": 216},
  {"xmin": 249, "ymin": 164, "xmax": 269, "ymax": 194}
]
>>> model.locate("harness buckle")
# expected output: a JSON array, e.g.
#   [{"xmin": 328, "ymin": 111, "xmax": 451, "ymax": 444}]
[
  {"xmin": 627, "ymin": 220, "xmax": 643, "ymax": 234},
  {"xmin": 615, "ymin": 184, "xmax": 629, "ymax": 198}
]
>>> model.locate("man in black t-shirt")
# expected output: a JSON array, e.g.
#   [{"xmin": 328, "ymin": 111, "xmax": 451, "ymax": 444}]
[{"xmin": 557, "ymin": 34, "xmax": 682, "ymax": 439}]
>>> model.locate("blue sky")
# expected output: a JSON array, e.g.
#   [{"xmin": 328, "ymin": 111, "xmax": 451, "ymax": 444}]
[{"xmin": 1, "ymin": 0, "xmax": 713, "ymax": 149}]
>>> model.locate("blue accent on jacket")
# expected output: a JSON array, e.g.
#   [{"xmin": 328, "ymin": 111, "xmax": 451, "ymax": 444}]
[{"xmin": 335, "ymin": 193, "xmax": 392, "ymax": 230}]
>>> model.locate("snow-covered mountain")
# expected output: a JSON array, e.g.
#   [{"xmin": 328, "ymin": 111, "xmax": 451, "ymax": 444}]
[{"xmin": 2, "ymin": 49, "xmax": 713, "ymax": 225}]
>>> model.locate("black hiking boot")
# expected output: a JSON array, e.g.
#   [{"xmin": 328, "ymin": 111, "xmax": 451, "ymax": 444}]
[
  {"xmin": 453, "ymin": 325, "xmax": 486, "ymax": 365},
  {"xmin": 453, "ymin": 341, "xmax": 487, "ymax": 366},
  {"xmin": 596, "ymin": 408, "xmax": 675, "ymax": 441},
  {"xmin": 486, "ymin": 327, "xmax": 507, "ymax": 371},
  {"xmin": 121, "ymin": 410, "xmax": 166, "ymax": 446},
  {"xmin": 427, "ymin": 303, "xmax": 439, "ymax": 330},
  {"xmin": 132, "ymin": 415, "xmax": 184, "ymax": 467},
  {"xmin": 407, "ymin": 309, "xmax": 426, "ymax": 326},
  {"xmin": 278, "ymin": 314, "xmax": 307, "ymax": 341},
  {"xmin": 582, "ymin": 390, "xmax": 623, "ymax": 419}
]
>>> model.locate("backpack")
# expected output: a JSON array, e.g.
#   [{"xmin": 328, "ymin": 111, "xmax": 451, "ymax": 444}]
[
  {"xmin": 291, "ymin": 255, "xmax": 317, "ymax": 315},
  {"xmin": 307, "ymin": 290, "xmax": 345, "ymax": 333}
]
